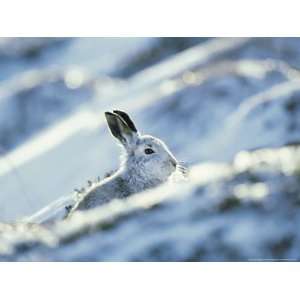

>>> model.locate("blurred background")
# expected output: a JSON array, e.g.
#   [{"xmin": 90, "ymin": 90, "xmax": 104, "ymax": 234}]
[
  {"xmin": 0, "ymin": 37, "xmax": 213, "ymax": 220},
  {"xmin": 1, "ymin": 38, "xmax": 300, "ymax": 261}
]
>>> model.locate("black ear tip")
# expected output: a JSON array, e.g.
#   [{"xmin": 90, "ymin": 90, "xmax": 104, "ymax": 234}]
[
  {"xmin": 112, "ymin": 110, "xmax": 138, "ymax": 133},
  {"xmin": 112, "ymin": 110, "xmax": 127, "ymax": 118},
  {"xmin": 113, "ymin": 110, "xmax": 125, "ymax": 114},
  {"xmin": 105, "ymin": 111, "xmax": 117, "ymax": 119},
  {"xmin": 105, "ymin": 112, "xmax": 119, "ymax": 125}
]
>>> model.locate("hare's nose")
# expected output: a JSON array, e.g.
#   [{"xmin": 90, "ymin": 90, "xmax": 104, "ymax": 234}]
[{"xmin": 171, "ymin": 159, "xmax": 177, "ymax": 167}]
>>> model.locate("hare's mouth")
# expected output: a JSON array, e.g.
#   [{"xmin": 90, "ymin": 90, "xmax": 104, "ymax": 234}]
[{"xmin": 176, "ymin": 161, "xmax": 189, "ymax": 178}]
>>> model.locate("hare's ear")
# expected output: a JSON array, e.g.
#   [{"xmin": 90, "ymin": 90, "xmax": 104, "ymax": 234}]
[
  {"xmin": 105, "ymin": 112, "xmax": 138, "ymax": 147},
  {"xmin": 113, "ymin": 110, "xmax": 138, "ymax": 133}
]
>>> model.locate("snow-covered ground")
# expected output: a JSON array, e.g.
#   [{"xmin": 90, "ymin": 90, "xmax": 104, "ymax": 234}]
[
  {"xmin": 1, "ymin": 37, "xmax": 300, "ymax": 261},
  {"xmin": 1, "ymin": 145, "xmax": 300, "ymax": 261},
  {"xmin": 0, "ymin": 37, "xmax": 251, "ymax": 221},
  {"xmin": 0, "ymin": 37, "xmax": 153, "ymax": 151}
]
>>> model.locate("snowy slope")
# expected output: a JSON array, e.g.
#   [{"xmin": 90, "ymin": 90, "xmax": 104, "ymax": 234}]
[
  {"xmin": 0, "ymin": 37, "xmax": 154, "ymax": 152},
  {"xmin": 0, "ymin": 38, "xmax": 153, "ymax": 81},
  {"xmin": 1, "ymin": 38, "xmax": 300, "ymax": 261},
  {"xmin": 0, "ymin": 38, "xmax": 251, "ymax": 222},
  {"xmin": 1, "ymin": 145, "xmax": 300, "ymax": 261},
  {"xmin": 2, "ymin": 38, "xmax": 300, "ymax": 222}
]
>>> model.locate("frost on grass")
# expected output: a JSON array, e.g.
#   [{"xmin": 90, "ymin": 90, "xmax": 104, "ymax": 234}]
[{"xmin": 1, "ymin": 145, "xmax": 300, "ymax": 261}]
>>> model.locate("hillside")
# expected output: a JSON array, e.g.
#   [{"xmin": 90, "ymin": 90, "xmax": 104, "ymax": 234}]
[{"xmin": 0, "ymin": 37, "xmax": 300, "ymax": 261}]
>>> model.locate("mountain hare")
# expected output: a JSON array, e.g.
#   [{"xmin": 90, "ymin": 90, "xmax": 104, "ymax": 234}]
[{"xmin": 68, "ymin": 110, "xmax": 187, "ymax": 215}]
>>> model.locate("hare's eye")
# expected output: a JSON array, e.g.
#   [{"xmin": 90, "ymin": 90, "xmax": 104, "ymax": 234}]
[{"xmin": 144, "ymin": 148, "xmax": 155, "ymax": 155}]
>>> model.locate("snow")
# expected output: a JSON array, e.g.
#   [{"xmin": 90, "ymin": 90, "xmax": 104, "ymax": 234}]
[
  {"xmin": 1, "ymin": 37, "xmax": 300, "ymax": 261},
  {"xmin": 0, "ymin": 38, "xmax": 153, "ymax": 81},
  {"xmin": 1, "ymin": 38, "xmax": 253, "ymax": 222},
  {"xmin": 1, "ymin": 146, "xmax": 300, "ymax": 261}
]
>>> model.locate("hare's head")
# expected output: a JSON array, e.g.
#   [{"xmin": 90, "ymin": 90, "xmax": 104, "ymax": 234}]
[{"xmin": 105, "ymin": 110, "xmax": 185, "ymax": 184}]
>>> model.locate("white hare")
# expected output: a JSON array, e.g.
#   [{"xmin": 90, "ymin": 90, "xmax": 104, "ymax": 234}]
[{"xmin": 68, "ymin": 110, "xmax": 187, "ymax": 215}]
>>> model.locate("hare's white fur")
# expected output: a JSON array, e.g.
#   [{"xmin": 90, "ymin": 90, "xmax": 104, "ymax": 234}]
[{"xmin": 70, "ymin": 111, "xmax": 178, "ymax": 213}]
